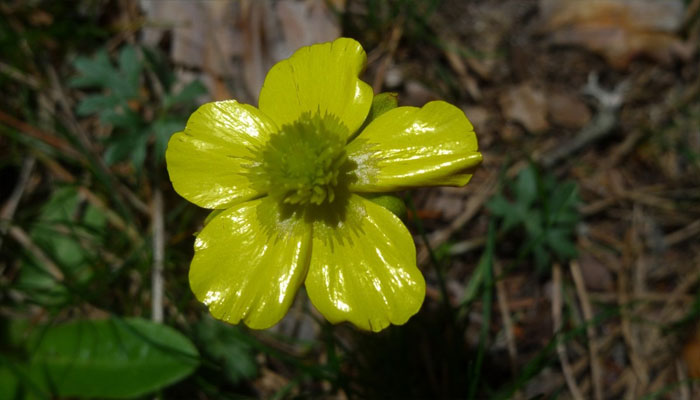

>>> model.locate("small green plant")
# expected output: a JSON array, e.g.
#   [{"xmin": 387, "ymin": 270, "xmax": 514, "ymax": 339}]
[
  {"xmin": 487, "ymin": 163, "xmax": 580, "ymax": 271},
  {"xmin": 70, "ymin": 45, "xmax": 205, "ymax": 171}
]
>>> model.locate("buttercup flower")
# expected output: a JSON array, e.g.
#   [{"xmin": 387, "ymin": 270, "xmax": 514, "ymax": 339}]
[{"xmin": 166, "ymin": 38, "xmax": 482, "ymax": 332}]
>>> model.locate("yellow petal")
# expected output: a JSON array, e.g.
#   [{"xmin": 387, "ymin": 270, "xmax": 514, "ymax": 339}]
[
  {"xmin": 346, "ymin": 101, "xmax": 482, "ymax": 192},
  {"xmin": 258, "ymin": 38, "xmax": 373, "ymax": 138},
  {"xmin": 166, "ymin": 100, "xmax": 277, "ymax": 209},
  {"xmin": 305, "ymin": 195, "xmax": 425, "ymax": 332},
  {"xmin": 189, "ymin": 197, "xmax": 311, "ymax": 329}
]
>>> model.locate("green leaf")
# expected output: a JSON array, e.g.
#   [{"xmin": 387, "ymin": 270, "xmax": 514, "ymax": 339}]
[
  {"xmin": 548, "ymin": 181, "xmax": 579, "ymax": 225},
  {"xmin": 163, "ymin": 80, "xmax": 206, "ymax": 110},
  {"xmin": 364, "ymin": 193, "xmax": 407, "ymax": 218},
  {"xmin": 103, "ymin": 130, "xmax": 150, "ymax": 171},
  {"xmin": 99, "ymin": 108, "xmax": 144, "ymax": 132},
  {"xmin": 487, "ymin": 194, "xmax": 523, "ymax": 233},
  {"xmin": 70, "ymin": 46, "xmax": 141, "ymax": 105},
  {"xmin": 522, "ymin": 208, "xmax": 543, "ymax": 237},
  {"xmin": 76, "ymin": 95, "xmax": 121, "ymax": 116},
  {"xmin": 367, "ymin": 92, "xmax": 398, "ymax": 120},
  {"xmin": 194, "ymin": 317, "xmax": 257, "ymax": 385},
  {"xmin": 202, "ymin": 209, "xmax": 225, "ymax": 228},
  {"xmin": 16, "ymin": 187, "xmax": 107, "ymax": 306},
  {"xmin": 486, "ymin": 194, "xmax": 510, "ymax": 217},
  {"xmin": 69, "ymin": 50, "xmax": 116, "ymax": 88},
  {"xmin": 118, "ymin": 45, "xmax": 141, "ymax": 100},
  {"xmin": 0, "ymin": 363, "xmax": 20, "ymax": 400},
  {"xmin": 357, "ymin": 92, "xmax": 399, "ymax": 133},
  {"xmin": 153, "ymin": 118, "xmax": 185, "ymax": 164},
  {"xmin": 532, "ymin": 243, "xmax": 550, "ymax": 272},
  {"xmin": 27, "ymin": 317, "xmax": 199, "ymax": 399},
  {"xmin": 515, "ymin": 164, "xmax": 537, "ymax": 208},
  {"xmin": 546, "ymin": 228, "xmax": 578, "ymax": 259}
]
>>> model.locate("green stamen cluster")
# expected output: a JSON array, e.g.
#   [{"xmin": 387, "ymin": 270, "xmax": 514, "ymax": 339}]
[{"xmin": 254, "ymin": 112, "xmax": 350, "ymax": 206}]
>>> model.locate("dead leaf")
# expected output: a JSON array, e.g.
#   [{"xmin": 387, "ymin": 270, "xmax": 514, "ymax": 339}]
[
  {"xmin": 140, "ymin": 0, "xmax": 342, "ymax": 101},
  {"xmin": 577, "ymin": 254, "xmax": 614, "ymax": 291},
  {"xmin": 431, "ymin": 190, "xmax": 465, "ymax": 220},
  {"xmin": 141, "ymin": 0, "xmax": 242, "ymax": 76},
  {"xmin": 462, "ymin": 106, "xmax": 490, "ymax": 135},
  {"xmin": 540, "ymin": 0, "xmax": 693, "ymax": 69},
  {"xmin": 404, "ymin": 80, "xmax": 439, "ymax": 107},
  {"xmin": 547, "ymin": 90, "xmax": 592, "ymax": 129},
  {"xmin": 276, "ymin": 0, "xmax": 342, "ymax": 57},
  {"xmin": 683, "ymin": 329, "xmax": 700, "ymax": 379},
  {"xmin": 499, "ymin": 82, "xmax": 549, "ymax": 133}
]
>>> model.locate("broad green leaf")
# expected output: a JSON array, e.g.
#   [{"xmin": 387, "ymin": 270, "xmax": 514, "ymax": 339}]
[
  {"xmin": 0, "ymin": 363, "xmax": 19, "ymax": 400},
  {"xmin": 27, "ymin": 317, "xmax": 199, "ymax": 399}
]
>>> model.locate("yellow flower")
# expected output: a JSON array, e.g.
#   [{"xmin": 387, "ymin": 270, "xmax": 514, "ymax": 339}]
[{"xmin": 166, "ymin": 38, "xmax": 482, "ymax": 332}]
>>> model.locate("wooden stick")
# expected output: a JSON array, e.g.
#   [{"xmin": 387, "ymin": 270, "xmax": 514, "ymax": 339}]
[
  {"xmin": 151, "ymin": 188, "xmax": 165, "ymax": 323},
  {"xmin": 570, "ymin": 260, "xmax": 604, "ymax": 400},
  {"xmin": 553, "ymin": 263, "xmax": 585, "ymax": 400}
]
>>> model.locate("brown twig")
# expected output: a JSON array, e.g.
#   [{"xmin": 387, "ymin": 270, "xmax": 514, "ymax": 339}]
[
  {"xmin": 0, "ymin": 61, "xmax": 40, "ymax": 88},
  {"xmin": 619, "ymin": 212, "xmax": 649, "ymax": 397},
  {"xmin": 442, "ymin": 39, "xmax": 481, "ymax": 100},
  {"xmin": 676, "ymin": 359, "xmax": 692, "ymax": 400},
  {"xmin": 0, "ymin": 156, "xmax": 35, "ymax": 251},
  {"xmin": 664, "ymin": 219, "xmax": 700, "ymax": 247},
  {"xmin": 0, "ymin": 109, "xmax": 83, "ymax": 160},
  {"xmin": 31, "ymin": 151, "xmax": 142, "ymax": 244},
  {"xmin": 552, "ymin": 263, "xmax": 585, "ymax": 400},
  {"xmin": 589, "ymin": 292, "xmax": 695, "ymax": 303},
  {"xmin": 46, "ymin": 66, "xmax": 150, "ymax": 216},
  {"xmin": 417, "ymin": 171, "xmax": 498, "ymax": 266},
  {"xmin": 151, "ymin": 188, "xmax": 165, "ymax": 323},
  {"xmin": 372, "ymin": 20, "xmax": 403, "ymax": 93},
  {"xmin": 570, "ymin": 260, "xmax": 604, "ymax": 400},
  {"xmin": 541, "ymin": 72, "xmax": 625, "ymax": 168},
  {"xmin": 494, "ymin": 261, "xmax": 519, "ymax": 382},
  {"xmin": 9, "ymin": 226, "xmax": 64, "ymax": 281}
]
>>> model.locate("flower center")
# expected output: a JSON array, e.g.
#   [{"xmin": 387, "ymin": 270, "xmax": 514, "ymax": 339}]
[{"xmin": 255, "ymin": 112, "xmax": 351, "ymax": 206}]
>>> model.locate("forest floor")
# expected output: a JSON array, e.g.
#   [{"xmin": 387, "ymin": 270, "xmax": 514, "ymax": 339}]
[{"xmin": 1, "ymin": 0, "xmax": 699, "ymax": 399}]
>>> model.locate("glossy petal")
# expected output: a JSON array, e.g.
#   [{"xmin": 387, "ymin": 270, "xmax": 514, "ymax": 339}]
[
  {"xmin": 346, "ymin": 101, "xmax": 483, "ymax": 192},
  {"xmin": 166, "ymin": 100, "xmax": 277, "ymax": 209},
  {"xmin": 189, "ymin": 198, "xmax": 311, "ymax": 329},
  {"xmin": 305, "ymin": 195, "xmax": 425, "ymax": 332},
  {"xmin": 258, "ymin": 38, "xmax": 373, "ymax": 138}
]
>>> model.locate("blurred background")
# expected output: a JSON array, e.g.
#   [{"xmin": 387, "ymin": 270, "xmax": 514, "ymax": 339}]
[{"xmin": 1, "ymin": 0, "xmax": 699, "ymax": 398}]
